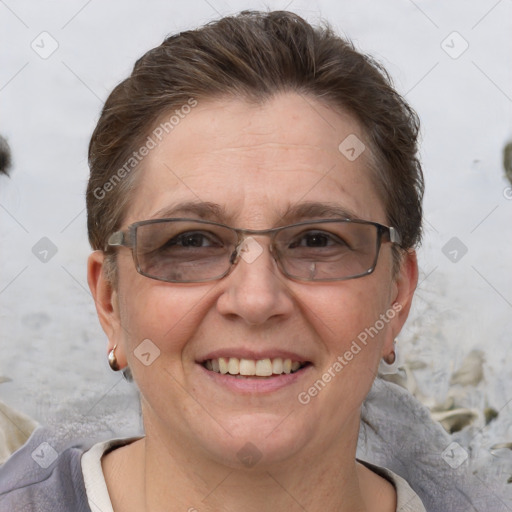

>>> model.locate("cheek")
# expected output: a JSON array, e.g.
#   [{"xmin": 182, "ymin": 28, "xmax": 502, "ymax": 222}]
[
  {"xmin": 116, "ymin": 282, "xmax": 218, "ymax": 408},
  {"xmin": 297, "ymin": 279, "xmax": 393, "ymax": 371},
  {"xmin": 306, "ymin": 280, "xmax": 390, "ymax": 334},
  {"xmin": 116, "ymin": 270, "xmax": 214, "ymax": 359}
]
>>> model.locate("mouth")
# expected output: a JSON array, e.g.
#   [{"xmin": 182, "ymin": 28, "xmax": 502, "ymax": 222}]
[{"xmin": 201, "ymin": 357, "xmax": 311, "ymax": 378}]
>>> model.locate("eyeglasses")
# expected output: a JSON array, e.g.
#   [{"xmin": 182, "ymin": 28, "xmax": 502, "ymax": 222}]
[{"xmin": 106, "ymin": 218, "xmax": 401, "ymax": 283}]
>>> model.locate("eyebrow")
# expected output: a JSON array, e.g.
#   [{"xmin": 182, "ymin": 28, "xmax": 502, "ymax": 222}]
[
  {"xmin": 148, "ymin": 200, "xmax": 359, "ymax": 225},
  {"xmin": 149, "ymin": 201, "xmax": 227, "ymax": 221},
  {"xmin": 279, "ymin": 202, "xmax": 359, "ymax": 223}
]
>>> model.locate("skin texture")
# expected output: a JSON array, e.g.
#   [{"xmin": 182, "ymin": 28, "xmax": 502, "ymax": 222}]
[{"xmin": 88, "ymin": 92, "xmax": 418, "ymax": 512}]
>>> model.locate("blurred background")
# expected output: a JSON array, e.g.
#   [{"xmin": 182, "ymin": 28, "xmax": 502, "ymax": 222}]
[{"xmin": 1, "ymin": 0, "xmax": 511, "ymax": 476}]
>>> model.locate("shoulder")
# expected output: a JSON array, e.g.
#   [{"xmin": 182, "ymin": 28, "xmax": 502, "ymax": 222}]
[
  {"xmin": 0, "ymin": 426, "xmax": 94, "ymax": 512},
  {"xmin": 360, "ymin": 379, "xmax": 512, "ymax": 511}
]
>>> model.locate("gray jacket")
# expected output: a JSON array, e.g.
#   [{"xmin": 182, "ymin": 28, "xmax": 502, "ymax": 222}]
[{"xmin": 0, "ymin": 427, "xmax": 91, "ymax": 512}]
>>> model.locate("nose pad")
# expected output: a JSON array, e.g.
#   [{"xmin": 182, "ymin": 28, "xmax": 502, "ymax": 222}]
[{"xmin": 229, "ymin": 248, "xmax": 238, "ymax": 265}]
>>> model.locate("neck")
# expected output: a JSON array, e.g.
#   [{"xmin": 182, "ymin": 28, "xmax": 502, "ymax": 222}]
[{"xmin": 117, "ymin": 412, "xmax": 370, "ymax": 512}]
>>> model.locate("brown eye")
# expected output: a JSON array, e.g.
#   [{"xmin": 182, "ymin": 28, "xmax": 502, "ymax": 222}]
[
  {"xmin": 161, "ymin": 231, "xmax": 223, "ymax": 250},
  {"xmin": 289, "ymin": 231, "xmax": 348, "ymax": 249}
]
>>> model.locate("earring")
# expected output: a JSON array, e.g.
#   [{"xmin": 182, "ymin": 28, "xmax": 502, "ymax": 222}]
[
  {"xmin": 108, "ymin": 344, "xmax": 120, "ymax": 372},
  {"xmin": 378, "ymin": 340, "xmax": 399, "ymax": 375}
]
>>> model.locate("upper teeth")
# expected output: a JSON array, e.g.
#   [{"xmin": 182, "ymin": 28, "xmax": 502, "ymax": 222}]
[{"xmin": 204, "ymin": 357, "xmax": 303, "ymax": 376}]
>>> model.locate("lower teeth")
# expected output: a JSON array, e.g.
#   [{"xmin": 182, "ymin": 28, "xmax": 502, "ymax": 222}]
[
  {"xmin": 229, "ymin": 369, "xmax": 302, "ymax": 378},
  {"xmin": 234, "ymin": 375, "xmax": 271, "ymax": 379}
]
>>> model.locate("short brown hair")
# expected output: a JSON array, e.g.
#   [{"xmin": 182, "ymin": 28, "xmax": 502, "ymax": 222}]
[{"xmin": 87, "ymin": 10, "xmax": 423, "ymax": 279}]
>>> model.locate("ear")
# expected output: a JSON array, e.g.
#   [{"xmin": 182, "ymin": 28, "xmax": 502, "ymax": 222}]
[
  {"xmin": 382, "ymin": 249, "xmax": 419, "ymax": 358},
  {"xmin": 87, "ymin": 251, "xmax": 128, "ymax": 369}
]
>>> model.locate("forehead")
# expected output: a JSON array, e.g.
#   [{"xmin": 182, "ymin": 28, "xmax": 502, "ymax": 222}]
[{"xmin": 126, "ymin": 93, "xmax": 387, "ymax": 227}]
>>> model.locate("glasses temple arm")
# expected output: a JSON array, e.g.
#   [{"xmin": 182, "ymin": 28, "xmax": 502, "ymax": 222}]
[{"xmin": 106, "ymin": 231, "xmax": 125, "ymax": 251}]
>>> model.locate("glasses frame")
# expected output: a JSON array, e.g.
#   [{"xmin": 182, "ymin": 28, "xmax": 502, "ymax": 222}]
[{"xmin": 106, "ymin": 217, "xmax": 402, "ymax": 283}]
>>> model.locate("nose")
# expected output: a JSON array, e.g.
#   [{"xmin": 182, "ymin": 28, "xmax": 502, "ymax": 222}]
[{"xmin": 216, "ymin": 236, "xmax": 294, "ymax": 326}]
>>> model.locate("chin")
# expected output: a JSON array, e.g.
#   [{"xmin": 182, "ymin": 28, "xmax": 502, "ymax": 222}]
[{"xmin": 195, "ymin": 412, "xmax": 314, "ymax": 470}]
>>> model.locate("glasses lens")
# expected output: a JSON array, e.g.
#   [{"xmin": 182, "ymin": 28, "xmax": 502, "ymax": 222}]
[
  {"xmin": 134, "ymin": 220, "xmax": 236, "ymax": 282},
  {"xmin": 275, "ymin": 221, "xmax": 379, "ymax": 280}
]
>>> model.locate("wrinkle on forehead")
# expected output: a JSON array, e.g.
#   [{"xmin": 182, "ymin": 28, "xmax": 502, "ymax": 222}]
[
  {"xmin": 199, "ymin": 141, "xmax": 333, "ymax": 153},
  {"xmin": 152, "ymin": 94, "xmax": 362, "ymax": 156}
]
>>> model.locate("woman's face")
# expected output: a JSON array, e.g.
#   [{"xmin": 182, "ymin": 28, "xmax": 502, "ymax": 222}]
[{"xmin": 90, "ymin": 92, "xmax": 417, "ymax": 468}]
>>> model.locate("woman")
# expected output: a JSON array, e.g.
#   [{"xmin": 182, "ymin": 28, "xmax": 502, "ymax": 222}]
[
  {"xmin": 0, "ymin": 10, "xmax": 436, "ymax": 511},
  {"xmin": 86, "ymin": 10, "xmax": 423, "ymax": 511}
]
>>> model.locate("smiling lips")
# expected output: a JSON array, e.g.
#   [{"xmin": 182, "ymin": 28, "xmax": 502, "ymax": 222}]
[{"xmin": 203, "ymin": 357, "xmax": 307, "ymax": 377}]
